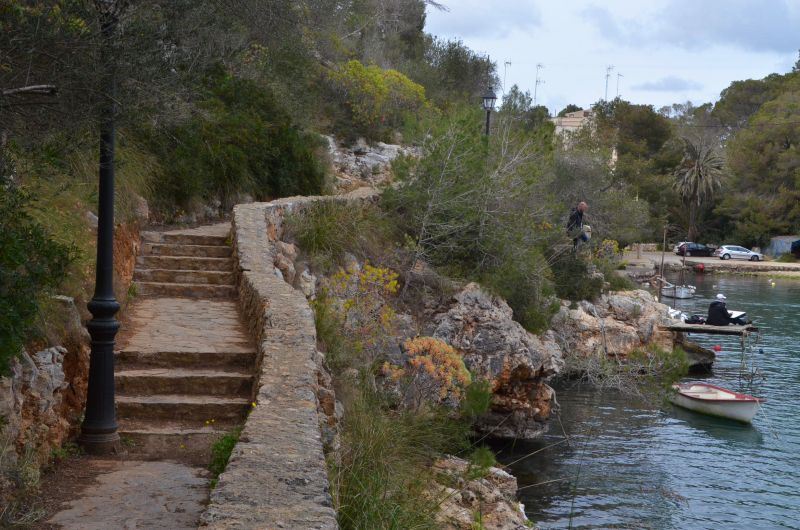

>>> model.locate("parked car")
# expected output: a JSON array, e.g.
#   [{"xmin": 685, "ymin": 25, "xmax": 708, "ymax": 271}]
[
  {"xmin": 713, "ymin": 245, "xmax": 765, "ymax": 261},
  {"xmin": 673, "ymin": 241, "xmax": 691, "ymax": 254},
  {"xmin": 677, "ymin": 242, "xmax": 716, "ymax": 257}
]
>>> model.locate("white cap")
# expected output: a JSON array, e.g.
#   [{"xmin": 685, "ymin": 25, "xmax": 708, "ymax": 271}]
[{"xmin": 716, "ymin": 293, "xmax": 726, "ymax": 301}]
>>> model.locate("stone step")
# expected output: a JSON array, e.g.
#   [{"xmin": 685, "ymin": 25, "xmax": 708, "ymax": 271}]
[
  {"xmin": 141, "ymin": 231, "xmax": 229, "ymax": 247},
  {"xmin": 136, "ymin": 255, "xmax": 233, "ymax": 272},
  {"xmin": 133, "ymin": 268, "xmax": 235, "ymax": 286},
  {"xmin": 118, "ymin": 419, "xmax": 239, "ymax": 466},
  {"xmin": 141, "ymin": 243, "xmax": 232, "ymax": 258},
  {"xmin": 134, "ymin": 281, "xmax": 236, "ymax": 299},
  {"xmin": 116, "ymin": 350, "xmax": 255, "ymax": 371},
  {"xmin": 116, "ymin": 368, "xmax": 252, "ymax": 397},
  {"xmin": 117, "ymin": 394, "xmax": 251, "ymax": 422}
]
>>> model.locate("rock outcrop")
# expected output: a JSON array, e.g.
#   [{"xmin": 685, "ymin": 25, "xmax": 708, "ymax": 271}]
[
  {"xmin": 549, "ymin": 290, "xmax": 675, "ymax": 361},
  {"xmin": 429, "ymin": 283, "xmax": 563, "ymax": 440},
  {"xmin": 326, "ymin": 135, "xmax": 419, "ymax": 191},
  {"xmin": 433, "ymin": 456, "xmax": 530, "ymax": 530}
]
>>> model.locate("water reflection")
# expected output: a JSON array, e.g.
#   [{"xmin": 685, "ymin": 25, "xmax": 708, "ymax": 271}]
[{"xmin": 668, "ymin": 405, "xmax": 765, "ymax": 447}]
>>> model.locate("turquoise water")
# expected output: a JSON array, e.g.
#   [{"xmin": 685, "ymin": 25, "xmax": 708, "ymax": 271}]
[{"xmin": 494, "ymin": 274, "xmax": 800, "ymax": 529}]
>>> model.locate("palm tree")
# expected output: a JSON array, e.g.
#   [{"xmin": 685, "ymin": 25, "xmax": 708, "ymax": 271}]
[{"xmin": 673, "ymin": 137, "xmax": 724, "ymax": 241}]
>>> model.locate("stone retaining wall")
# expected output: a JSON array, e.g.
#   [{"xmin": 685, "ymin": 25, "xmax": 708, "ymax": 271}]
[{"xmin": 201, "ymin": 188, "xmax": 375, "ymax": 529}]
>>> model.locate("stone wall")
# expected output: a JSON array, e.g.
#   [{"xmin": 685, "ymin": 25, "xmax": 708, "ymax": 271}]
[{"xmin": 201, "ymin": 190, "xmax": 374, "ymax": 529}]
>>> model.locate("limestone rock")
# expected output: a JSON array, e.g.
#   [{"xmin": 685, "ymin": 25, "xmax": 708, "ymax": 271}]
[
  {"xmin": 325, "ymin": 135, "xmax": 420, "ymax": 191},
  {"xmin": 550, "ymin": 290, "xmax": 675, "ymax": 361},
  {"xmin": 430, "ymin": 283, "xmax": 563, "ymax": 440},
  {"xmin": 274, "ymin": 253, "xmax": 296, "ymax": 285},
  {"xmin": 133, "ymin": 193, "xmax": 149, "ymax": 223},
  {"xmin": 433, "ymin": 456, "xmax": 530, "ymax": 530},
  {"xmin": 298, "ymin": 269, "xmax": 317, "ymax": 299},
  {"xmin": 85, "ymin": 210, "xmax": 99, "ymax": 229},
  {"xmin": 276, "ymin": 241, "xmax": 298, "ymax": 262}
]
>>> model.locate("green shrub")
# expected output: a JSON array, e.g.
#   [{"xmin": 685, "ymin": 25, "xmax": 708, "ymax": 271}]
[
  {"xmin": 480, "ymin": 249, "xmax": 559, "ymax": 334},
  {"xmin": 149, "ymin": 70, "xmax": 326, "ymax": 213},
  {"xmin": 467, "ymin": 445, "xmax": 497, "ymax": 480},
  {"xmin": 461, "ymin": 380, "xmax": 493, "ymax": 419},
  {"xmin": 595, "ymin": 258, "xmax": 637, "ymax": 291},
  {"xmin": 284, "ymin": 200, "xmax": 399, "ymax": 271},
  {"xmin": 0, "ymin": 175, "xmax": 73, "ymax": 373},
  {"xmin": 330, "ymin": 387, "xmax": 469, "ymax": 530},
  {"xmin": 776, "ymin": 253, "xmax": 798, "ymax": 263},
  {"xmin": 551, "ymin": 254, "xmax": 604, "ymax": 302}
]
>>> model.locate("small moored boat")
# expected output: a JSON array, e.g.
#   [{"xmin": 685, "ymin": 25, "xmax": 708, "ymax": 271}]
[
  {"xmin": 660, "ymin": 280, "xmax": 696, "ymax": 299},
  {"xmin": 670, "ymin": 382, "xmax": 764, "ymax": 423}
]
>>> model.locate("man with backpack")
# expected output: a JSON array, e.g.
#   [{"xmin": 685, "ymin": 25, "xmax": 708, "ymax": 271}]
[{"xmin": 567, "ymin": 201, "xmax": 590, "ymax": 251}]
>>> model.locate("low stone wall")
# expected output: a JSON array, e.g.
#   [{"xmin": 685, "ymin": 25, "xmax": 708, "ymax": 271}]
[{"xmin": 201, "ymin": 189, "xmax": 375, "ymax": 529}]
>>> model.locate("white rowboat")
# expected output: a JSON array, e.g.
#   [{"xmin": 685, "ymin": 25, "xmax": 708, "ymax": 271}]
[
  {"xmin": 670, "ymin": 383, "xmax": 764, "ymax": 423},
  {"xmin": 660, "ymin": 280, "xmax": 696, "ymax": 299}
]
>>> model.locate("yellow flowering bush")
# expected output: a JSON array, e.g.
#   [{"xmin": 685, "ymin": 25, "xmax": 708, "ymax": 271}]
[
  {"xmin": 596, "ymin": 238, "xmax": 621, "ymax": 258},
  {"xmin": 327, "ymin": 60, "xmax": 428, "ymax": 140},
  {"xmin": 326, "ymin": 263, "xmax": 400, "ymax": 366},
  {"xmin": 383, "ymin": 336, "xmax": 472, "ymax": 410}
]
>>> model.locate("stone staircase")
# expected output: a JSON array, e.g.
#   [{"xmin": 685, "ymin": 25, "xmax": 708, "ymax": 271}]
[{"xmin": 115, "ymin": 224, "xmax": 255, "ymax": 464}]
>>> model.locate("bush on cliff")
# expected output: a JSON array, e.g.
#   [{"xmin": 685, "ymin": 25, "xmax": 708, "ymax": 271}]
[
  {"xmin": 313, "ymin": 263, "xmax": 494, "ymax": 529},
  {"xmin": 148, "ymin": 70, "xmax": 326, "ymax": 214},
  {"xmin": 325, "ymin": 60, "xmax": 429, "ymax": 142},
  {"xmin": 383, "ymin": 107, "xmax": 561, "ymax": 333},
  {"xmin": 0, "ymin": 175, "xmax": 73, "ymax": 373}
]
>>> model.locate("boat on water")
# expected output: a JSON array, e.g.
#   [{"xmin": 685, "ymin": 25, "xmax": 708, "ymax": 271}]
[
  {"xmin": 660, "ymin": 279, "xmax": 696, "ymax": 299},
  {"xmin": 670, "ymin": 382, "xmax": 764, "ymax": 423}
]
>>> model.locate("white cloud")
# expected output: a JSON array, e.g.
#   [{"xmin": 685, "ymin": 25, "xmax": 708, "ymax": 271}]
[
  {"xmin": 426, "ymin": 0, "xmax": 541, "ymax": 39},
  {"xmin": 633, "ymin": 76, "xmax": 703, "ymax": 92},
  {"xmin": 582, "ymin": 0, "xmax": 800, "ymax": 54}
]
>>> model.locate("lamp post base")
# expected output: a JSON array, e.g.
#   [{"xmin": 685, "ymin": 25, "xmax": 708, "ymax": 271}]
[{"xmin": 78, "ymin": 431, "xmax": 121, "ymax": 456}]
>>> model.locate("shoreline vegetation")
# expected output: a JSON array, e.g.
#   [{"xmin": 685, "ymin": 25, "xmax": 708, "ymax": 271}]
[{"xmin": 286, "ymin": 198, "xmax": 688, "ymax": 528}]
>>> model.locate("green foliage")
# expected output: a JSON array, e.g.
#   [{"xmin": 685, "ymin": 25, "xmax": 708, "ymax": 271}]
[
  {"xmin": 558, "ymin": 104, "xmax": 582, "ymax": 117},
  {"xmin": 776, "ymin": 253, "xmax": 798, "ymax": 263},
  {"xmin": 326, "ymin": 60, "xmax": 429, "ymax": 141},
  {"xmin": 330, "ymin": 386, "xmax": 469, "ymax": 530},
  {"xmin": 148, "ymin": 70, "xmax": 326, "ymax": 213},
  {"xmin": 311, "ymin": 292, "xmax": 349, "ymax": 374},
  {"xmin": 467, "ymin": 446, "xmax": 497, "ymax": 480},
  {"xmin": 0, "ymin": 176, "xmax": 73, "ymax": 373},
  {"xmin": 50, "ymin": 442, "xmax": 82, "ymax": 463},
  {"xmin": 407, "ymin": 37, "xmax": 497, "ymax": 108},
  {"xmin": 209, "ymin": 427, "xmax": 242, "ymax": 489},
  {"xmin": 721, "ymin": 89, "xmax": 800, "ymax": 245},
  {"xmin": 480, "ymin": 249, "xmax": 559, "ymax": 334},
  {"xmin": 284, "ymin": 200, "xmax": 400, "ymax": 272},
  {"xmin": 551, "ymin": 254, "xmax": 604, "ymax": 302},
  {"xmin": 461, "ymin": 380, "xmax": 493, "ymax": 419},
  {"xmin": 594, "ymin": 259, "xmax": 636, "ymax": 292}
]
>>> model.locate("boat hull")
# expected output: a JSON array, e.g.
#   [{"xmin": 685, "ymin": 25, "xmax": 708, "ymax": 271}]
[
  {"xmin": 661, "ymin": 287, "xmax": 694, "ymax": 299},
  {"xmin": 669, "ymin": 383, "xmax": 763, "ymax": 423}
]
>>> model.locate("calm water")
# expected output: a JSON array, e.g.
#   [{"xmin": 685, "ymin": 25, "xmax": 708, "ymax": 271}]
[{"xmin": 493, "ymin": 274, "xmax": 800, "ymax": 529}]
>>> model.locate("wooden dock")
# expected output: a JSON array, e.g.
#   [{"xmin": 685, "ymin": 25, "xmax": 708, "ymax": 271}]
[{"xmin": 659, "ymin": 323, "xmax": 759, "ymax": 336}]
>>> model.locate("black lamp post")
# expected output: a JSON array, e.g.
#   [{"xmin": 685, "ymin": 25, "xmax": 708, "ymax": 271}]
[
  {"xmin": 481, "ymin": 87, "xmax": 497, "ymax": 135},
  {"xmin": 79, "ymin": 0, "xmax": 124, "ymax": 454}
]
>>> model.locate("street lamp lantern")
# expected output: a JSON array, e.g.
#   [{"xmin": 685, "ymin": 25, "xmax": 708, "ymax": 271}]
[
  {"xmin": 481, "ymin": 87, "xmax": 497, "ymax": 112},
  {"xmin": 481, "ymin": 86, "xmax": 497, "ymax": 135}
]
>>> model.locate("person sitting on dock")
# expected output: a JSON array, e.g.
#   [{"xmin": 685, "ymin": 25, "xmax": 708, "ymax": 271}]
[{"xmin": 707, "ymin": 293, "xmax": 746, "ymax": 326}]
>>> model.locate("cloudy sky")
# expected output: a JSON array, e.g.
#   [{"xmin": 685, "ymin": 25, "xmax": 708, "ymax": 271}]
[{"xmin": 425, "ymin": 0, "xmax": 800, "ymax": 115}]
